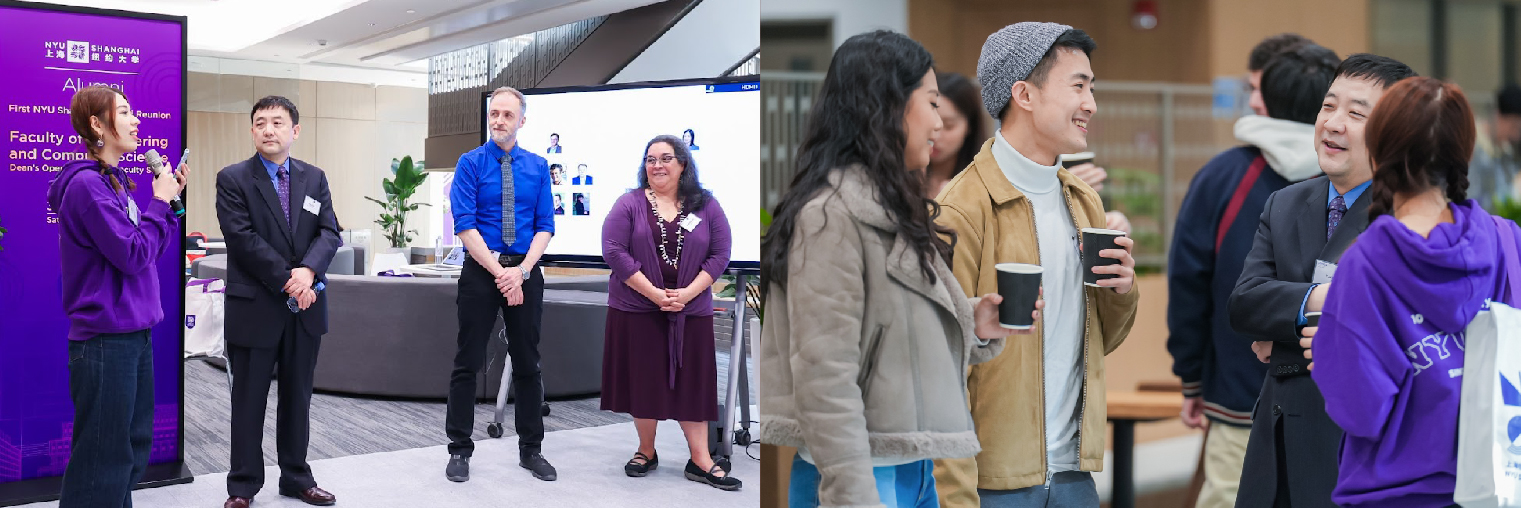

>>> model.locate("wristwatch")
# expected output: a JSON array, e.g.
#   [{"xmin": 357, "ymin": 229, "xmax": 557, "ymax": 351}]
[{"xmin": 519, "ymin": 264, "xmax": 530, "ymax": 279}]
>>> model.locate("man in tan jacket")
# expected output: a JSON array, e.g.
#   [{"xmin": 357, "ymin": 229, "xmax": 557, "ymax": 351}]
[{"xmin": 934, "ymin": 22, "xmax": 1140, "ymax": 508}]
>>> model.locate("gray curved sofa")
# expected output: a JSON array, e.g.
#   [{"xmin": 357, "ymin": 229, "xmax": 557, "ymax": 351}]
[{"xmin": 189, "ymin": 258, "xmax": 609, "ymax": 400}]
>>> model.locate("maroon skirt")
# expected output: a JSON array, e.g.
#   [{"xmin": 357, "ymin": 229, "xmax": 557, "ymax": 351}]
[{"xmin": 600, "ymin": 308, "xmax": 718, "ymax": 422}]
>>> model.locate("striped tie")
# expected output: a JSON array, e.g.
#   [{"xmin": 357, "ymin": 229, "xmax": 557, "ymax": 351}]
[{"xmin": 501, "ymin": 155, "xmax": 515, "ymax": 249}]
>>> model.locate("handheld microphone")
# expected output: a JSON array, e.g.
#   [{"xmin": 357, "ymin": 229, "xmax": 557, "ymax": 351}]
[{"xmin": 144, "ymin": 149, "xmax": 185, "ymax": 217}]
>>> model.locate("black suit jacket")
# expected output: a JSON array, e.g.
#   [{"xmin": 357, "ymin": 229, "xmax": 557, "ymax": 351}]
[
  {"xmin": 215, "ymin": 155, "xmax": 341, "ymax": 348},
  {"xmin": 1227, "ymin": 175, "xmax": 1371, "ymax": 508}
]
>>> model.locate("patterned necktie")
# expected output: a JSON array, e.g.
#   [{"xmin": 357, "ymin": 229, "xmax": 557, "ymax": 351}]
[
  {"xmin": 276, "ymin": 165, "xmax": 291, "ymax": 226},
  {"xmin": 1327, "ymin": 195, "xmax": 1347, "ymax": 240},
  {"xmin": 500, "ymin": 155, "xmax": 516, "ymax": 249}
]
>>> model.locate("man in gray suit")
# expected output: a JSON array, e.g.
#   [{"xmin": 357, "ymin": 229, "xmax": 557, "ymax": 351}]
[{"xmin": 1228, "ymin": 54, "xmax": 1415, "ymax": 508}]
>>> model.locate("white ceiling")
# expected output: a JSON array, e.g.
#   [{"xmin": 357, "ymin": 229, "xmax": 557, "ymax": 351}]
[{"xmin": 39, "ymin": 0, "xmax": 664, "ymax": 73}]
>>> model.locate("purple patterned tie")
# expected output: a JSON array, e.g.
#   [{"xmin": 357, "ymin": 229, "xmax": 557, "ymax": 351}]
[
  {"xmin": 1327, "ymin": 195, "xmax": 1346, "ymax": 240},
  {"xmin": 276, "ymin": 165, "xmax": 291, "ymax": 225}
]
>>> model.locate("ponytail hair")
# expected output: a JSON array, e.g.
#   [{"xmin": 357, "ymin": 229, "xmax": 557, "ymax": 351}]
[{"xmin": 1364, "ymin": 77, "xmax": 1474, "ymax": 217}]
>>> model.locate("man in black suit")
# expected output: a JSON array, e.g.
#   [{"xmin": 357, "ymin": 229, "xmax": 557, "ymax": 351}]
[
  {"xmin": 216, "ymin": 96, "xmax": 341, "ymax": 508},
  {"xmin": 1228, "ymin": 55, "xmax": 1415, "ymax": 508}
]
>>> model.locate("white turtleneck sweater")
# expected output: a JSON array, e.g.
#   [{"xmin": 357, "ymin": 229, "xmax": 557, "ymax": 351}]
[{"xmin": 990, "ymin": 131, "xmax": 1085, "ymax": 475}]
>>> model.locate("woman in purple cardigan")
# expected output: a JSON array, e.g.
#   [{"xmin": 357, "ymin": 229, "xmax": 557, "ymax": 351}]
[{"xmin": 601, "ymin": 134, "xmax": 739, "ymax": 491}]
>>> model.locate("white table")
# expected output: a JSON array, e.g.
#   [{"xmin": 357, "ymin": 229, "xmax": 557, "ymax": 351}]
[{"xmin": 394, "ymin": 264, "xmax": 463, "ymax": 278}]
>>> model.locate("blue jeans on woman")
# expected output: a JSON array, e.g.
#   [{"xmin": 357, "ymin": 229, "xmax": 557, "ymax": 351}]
[
  {"xmin": 789, "ymin": 453, "xmax": 939, "ymax": 508},
  {"xmin": 59, "ymin": 330, "xmax": 155, "ymax": 508}
]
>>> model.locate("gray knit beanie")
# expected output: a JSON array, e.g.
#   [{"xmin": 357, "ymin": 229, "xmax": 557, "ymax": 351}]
[{"xmin": 977, "ymin": 22, "xmax": 1074, "ymax": 120}]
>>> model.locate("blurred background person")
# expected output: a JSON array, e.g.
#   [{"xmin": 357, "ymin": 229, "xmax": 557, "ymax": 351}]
[
  {"xmin": 1469, "ymin": 84, "xmax": 1521, "ymax": 208},
  {"xmin": 600, "ymin": 134, "xmax": 738, "ymax": 491},
  {"xmin": 48, "ymin": 84, "xmax": 185, "ymax": 508},
  {"xmin": 1310, "ymin": 76, "xmax": 1518, "ymax": 508},
  {"xmin": 926, "ymin": 71, "xmax": 986, "ymax": 197},
  {"xmin": 759, "ymin": 30, "xmax": 1033, "ymax": 508},
  {"xmin": 1246, "ymin": 33, "xmax": 1312, "ymax": 116}
]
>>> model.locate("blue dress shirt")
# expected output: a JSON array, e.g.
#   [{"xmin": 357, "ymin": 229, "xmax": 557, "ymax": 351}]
[{"xmin": 450, "ymin": 141, "xmax": 555, "ymax": 255}]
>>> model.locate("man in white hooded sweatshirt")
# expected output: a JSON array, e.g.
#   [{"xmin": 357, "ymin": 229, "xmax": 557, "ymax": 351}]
[{"xmin": 1165, "ymin": 41, "xmax": 1339, "ymax": 508}]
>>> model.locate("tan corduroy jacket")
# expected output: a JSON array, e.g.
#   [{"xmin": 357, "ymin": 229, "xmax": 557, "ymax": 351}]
[
  {"xmin": 931, "ymin": 139, "xmax": 1140, "ymax": 507},
  {"xmin": 758, "ymin": 166, "xmax": 1006, "ymax": 508}
]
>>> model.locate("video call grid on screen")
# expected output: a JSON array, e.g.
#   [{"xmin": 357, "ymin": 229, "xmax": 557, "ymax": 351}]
[{"xmin": 480, "ymin": 77, "xmax": 760, "ymax": 268}]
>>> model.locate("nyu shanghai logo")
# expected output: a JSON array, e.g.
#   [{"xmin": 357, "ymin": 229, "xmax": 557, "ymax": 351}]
[
  {"xmin": 1504, "ymin": 371, "xmax": 1521, "ymax": 455},
  {"xmin": 185, "ymin": 315, "xmax": 196, "ymax": 330},
  {"xmin": 42, "ymin": 41, "xmax": 142, "ymax": 65}
]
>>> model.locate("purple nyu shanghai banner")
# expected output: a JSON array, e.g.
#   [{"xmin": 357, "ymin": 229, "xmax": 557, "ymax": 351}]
[{"xmin": 0, "ymin": 1, "xmax": 186, "ymax": 492}]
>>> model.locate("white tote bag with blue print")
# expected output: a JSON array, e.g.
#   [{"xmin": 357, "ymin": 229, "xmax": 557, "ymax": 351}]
[
  {"xmin": 183, "ymin": 278, "xmax": 226, "ymax": 359},
  {"xmin": 1456, "ymin": 217, "xmax": 1521, "ymax": 508}
]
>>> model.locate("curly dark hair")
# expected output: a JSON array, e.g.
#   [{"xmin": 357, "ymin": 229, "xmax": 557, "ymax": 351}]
[
  {"xmin": 761, "ymin": 30, "xmax": 954, "ymax": 291},
  {"xmin": 637, "ymin": 134, "xmax": 711, "ymax": 212}
]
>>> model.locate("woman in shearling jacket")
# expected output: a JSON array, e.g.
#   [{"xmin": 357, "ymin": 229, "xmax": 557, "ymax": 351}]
[{"xmin": 758, "ymin": 30, "xmax": 1042, "ymax": 508}]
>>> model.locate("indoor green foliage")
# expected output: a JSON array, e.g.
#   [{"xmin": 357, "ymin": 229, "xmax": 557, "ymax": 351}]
[
  {"xmin": 1492, "ymin": 195, "xmax": 1521, "ymax": 225},
  {"xmin": 364, "ymin": 156, "xmax": 430, "ymax": 248}
]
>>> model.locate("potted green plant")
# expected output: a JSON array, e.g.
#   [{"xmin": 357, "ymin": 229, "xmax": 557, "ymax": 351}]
[{"xmin": 363, "ymin": 156, "xmax": 429, "ymax": 250}]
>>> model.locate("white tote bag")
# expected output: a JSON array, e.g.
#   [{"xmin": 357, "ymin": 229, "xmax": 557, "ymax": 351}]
[
  {"xmin": 183, "ymin": 278, "xmax": 225, "ymax": 358},
  {"xmin": 1457, "ymin": 217, "xmax": 1521, "ymax": 508}
]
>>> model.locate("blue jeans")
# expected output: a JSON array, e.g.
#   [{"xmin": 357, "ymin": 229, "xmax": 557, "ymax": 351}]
[
  {"xmin": 789, "ymin": 454, "xmax": 939, "ymax": 508},
  {"xmin": 978, "ymin": 471, "xmax": 1098, "ymax": 507},
  {"xmin": 59, "ymin": 331, "xmax": 155, "ymax": 508}
]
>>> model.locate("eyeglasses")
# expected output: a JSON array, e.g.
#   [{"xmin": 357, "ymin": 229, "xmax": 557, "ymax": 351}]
[{"xmin": 644, "ymin": 155, "xmax": 677, "ymax": 166}]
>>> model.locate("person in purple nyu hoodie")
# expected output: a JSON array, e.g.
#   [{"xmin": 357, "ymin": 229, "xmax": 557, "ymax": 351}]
[
  {"xmin": 45, "ymin": 85, "xmax": 186, "ymax": 508},
  {"xmin": 1309, "ymin": 76, "xmax": 1521, "ymax": 508}
]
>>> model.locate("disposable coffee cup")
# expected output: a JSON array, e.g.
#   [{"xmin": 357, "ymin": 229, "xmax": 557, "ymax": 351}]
[
  {"xmin": 1305, "ymin": 312, "xmax": 1321, "ymax": 327},
  {"xmin": 1059, "ymin": 152, "xmax": 1095, "ymax": 169},
  {"xmin": 995, "ymin": 263, "xmax": 1043, "ymax": 329},
  {"xmin": 1082, "ymin": 228, "xmax": 1126, "ymax": 287}
]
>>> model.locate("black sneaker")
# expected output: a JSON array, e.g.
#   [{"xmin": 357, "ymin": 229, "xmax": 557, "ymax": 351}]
[
  {"xmin": 520, "ymin": 453, "xmax": 557, "ymax": 481},
  {"xmin": 624, "ymin": 451, "xmax": 658, "ymax": 477},
  {"xmin": 684, "ymin": 460, "xmax": 742, "ymax": 491},
  {"xmin": 446, "ymin": 454, "xmax": 470, "ymax": 482}
]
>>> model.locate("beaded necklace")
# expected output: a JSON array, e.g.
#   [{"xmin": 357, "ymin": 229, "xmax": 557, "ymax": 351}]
[{"xmin": 646, "ymin": 189, "xmax": 685, "ymax": 268}]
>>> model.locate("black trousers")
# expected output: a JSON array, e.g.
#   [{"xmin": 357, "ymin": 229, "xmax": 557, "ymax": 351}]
[
  {"xmin": 227, "ymin": 317, "xmax": 321, "ymax": 498},
  {"xmin": 446, "ymin": 256, "xmax": 545, "ymax": 458}
]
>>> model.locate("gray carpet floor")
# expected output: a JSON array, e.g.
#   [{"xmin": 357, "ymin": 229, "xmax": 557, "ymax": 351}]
[{"xmin": 180, "ymin": 335, "xmax": 755, "ymax": 477}]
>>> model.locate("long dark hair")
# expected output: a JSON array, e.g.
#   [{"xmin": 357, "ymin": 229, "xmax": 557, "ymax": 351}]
[
  {"xmin": 1365, "ymin": 77, "xmax": 1475, "ymax": 218},
  {"xmin": 761, "ymin": 30, "xmax": 954, "ymax": 291},
  {"xmin": 938, "ymin": 71, "xmax": 986, "ymax": 173},
  {"xmin": 638, "ymin": 134, "xmax": 711, "ymax": 212}
]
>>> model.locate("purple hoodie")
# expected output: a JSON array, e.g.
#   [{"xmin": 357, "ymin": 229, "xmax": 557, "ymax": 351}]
[
  {"xmin": 1313, "ymin": 199, "xmax": 1519, "ymax": 508},
  {"xmin": 45, "ymin": 160, "xmax": 177, "ymax": 340}
]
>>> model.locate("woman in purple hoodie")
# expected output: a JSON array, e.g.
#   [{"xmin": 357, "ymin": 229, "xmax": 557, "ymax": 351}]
[
  {"xmin": 1310, "ymin": 76, "xmax": 1521, "ymax": 508},
  {"xmin": 45, "ymin": 85, "xmax": 185, "ymax": 508},
  {"xmin": 600, "ymin": 134, "xmax": 739, "ymax": 491}
]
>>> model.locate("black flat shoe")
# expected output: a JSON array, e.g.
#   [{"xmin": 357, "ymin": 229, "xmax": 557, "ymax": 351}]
[
  {"xmin": 624, "ymin": 451, "xmax": 658, "ymax": 477},
  {"xmin": 684, "ymin": 460, "xmax": 742, "ymax": 491}
]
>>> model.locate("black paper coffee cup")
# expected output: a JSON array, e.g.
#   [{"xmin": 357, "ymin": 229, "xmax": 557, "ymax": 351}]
[
  {"xmin": 1060, "ymin": 152, "xmax": 1095, "ymax": 169},
  {"xmin": 995, "ymin": 263, "xmax": 1042, "ymax": 329},
  {"xmin": 1305, "ymin": 312, "xmax": 1321, "ymax": 327},
  {"xmin": 1082, "ymin": 228, "xmax": 1126, "ymax": 287}
]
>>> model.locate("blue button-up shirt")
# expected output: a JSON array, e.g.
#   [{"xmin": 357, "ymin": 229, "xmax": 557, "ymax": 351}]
[
  {"xmin": 450, "ymin": 141, "xmax": 555, "ymax": 255},
  {"xmin": 1298, "ymin": 179, "xmax": 1373, "ymax": 324},
  {"xmin": 257, "ymin": 154, "xmax": 288, "ymax": 186}
]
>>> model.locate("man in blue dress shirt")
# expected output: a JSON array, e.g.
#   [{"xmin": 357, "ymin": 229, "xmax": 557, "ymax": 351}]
[{"xmin": 444, "ymin": 86, "xmax": 557, "ymax": 483}]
